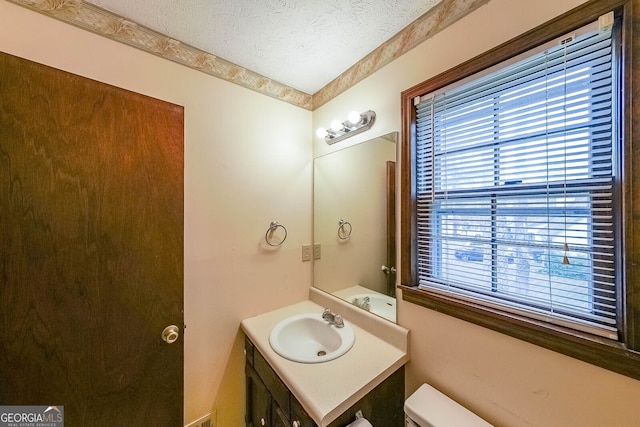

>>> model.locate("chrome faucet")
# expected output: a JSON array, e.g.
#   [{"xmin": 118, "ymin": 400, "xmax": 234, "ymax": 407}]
[
  {"xmin": 322, "ymin": 308, "xmax": 344, "ymax": 328},
  {"xmin": 352, "ymin": 296, "xmax": 371, "ymax": 311}
]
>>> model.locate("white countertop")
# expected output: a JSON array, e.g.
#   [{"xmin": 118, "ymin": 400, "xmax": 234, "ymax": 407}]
[{"xmin": 241, "ymin": 288, "xmax": 409, "ymax": 427}]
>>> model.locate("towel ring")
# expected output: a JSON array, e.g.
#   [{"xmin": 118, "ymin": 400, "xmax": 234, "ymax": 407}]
[
  {"xmin": 337, "ymin": 219, "xmax": 352, "ymax": 240},
  {"xmin": 265, "ymin": 221, "xmax": 287, "ymax": 247}
]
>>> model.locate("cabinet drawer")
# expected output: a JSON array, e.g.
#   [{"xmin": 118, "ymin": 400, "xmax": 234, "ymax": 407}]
[{"xmin": 254, "ymin": 350, "xmax": 290, "ymax": 415}]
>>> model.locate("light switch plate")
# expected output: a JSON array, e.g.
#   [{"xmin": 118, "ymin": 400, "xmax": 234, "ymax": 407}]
[{"xmin": 302, "ymin": 244, "xmax": 312, "ymax": 261}]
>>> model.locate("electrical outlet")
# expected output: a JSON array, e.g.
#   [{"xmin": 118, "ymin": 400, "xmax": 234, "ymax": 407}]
[
  {"xmin": 302, "ymin": 244, "xmax": 312, "ymax": 261},
  {"xmin": 313, "ymin": 243, "xmax": 321, "ymax": 260}
]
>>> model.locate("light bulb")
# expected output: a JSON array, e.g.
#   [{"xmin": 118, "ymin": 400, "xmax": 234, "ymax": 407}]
[
  {"xmin": 330, "ymin": 120, "xmax": 344, "ymax": 132},
  {"xmin": 316, "ymin": 127, "xmax": 328, "ymax": 138},
  {"xmin": 348, "ymin": 111, "xmax": 362, "ymax": 124}
]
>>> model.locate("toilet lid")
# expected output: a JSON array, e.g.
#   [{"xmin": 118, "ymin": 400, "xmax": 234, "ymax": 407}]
[{"xmin": 404, "ymin": 384, "xmax": 493, "ymax": 427}]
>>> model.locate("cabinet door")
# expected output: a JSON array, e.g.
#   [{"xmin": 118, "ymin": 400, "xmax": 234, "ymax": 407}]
[
  {"xmin": 255, "ymin": 349, "xmax": 290, "ymax": 412},
  {"xmin": 291, "ymin": 397, "xmax": 317, "ymax": 427},
  {"xmin": 246, "ymin": 365, "xmax": 271, "ymax": 427},
  {"xmin": 273, "ymin": 403, "xmax": 290, "ymax": 427}
]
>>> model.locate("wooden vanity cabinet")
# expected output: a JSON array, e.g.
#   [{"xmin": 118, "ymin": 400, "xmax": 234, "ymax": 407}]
[
  {"xmin": 246, "ymin": 337, "xmax": 315, "ymax": 426},
  {"xmin": 246, "ymin": 363, "xmax": 271, "ymax": 426},
  {"xmin": 245, "ymin": 337, "xmax": 404, "ymax": 427}
]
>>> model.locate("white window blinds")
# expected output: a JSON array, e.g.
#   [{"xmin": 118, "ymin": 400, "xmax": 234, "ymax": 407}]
[{"xmin": 414, "ymin": 19, "xmax": 619, "ymax": 339}]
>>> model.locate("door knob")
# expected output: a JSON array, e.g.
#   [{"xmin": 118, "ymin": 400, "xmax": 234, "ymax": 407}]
[
  {"xmin": 381, "ymin": 265, "xmax": 397, "ymax": 275},
  {"xmin": 161, "ymin": 325, "xmax": 180, "ymax": 344}
]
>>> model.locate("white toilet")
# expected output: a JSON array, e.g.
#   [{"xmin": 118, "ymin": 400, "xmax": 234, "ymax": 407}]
[{"xmin": 404, "ymin": 384, "xmax": 493, "ymax": 427}]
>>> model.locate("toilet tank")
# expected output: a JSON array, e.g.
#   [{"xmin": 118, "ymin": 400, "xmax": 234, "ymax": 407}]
[{"xmin": 404, "ymin": 384, "xmax": 493, "ymax": 427}]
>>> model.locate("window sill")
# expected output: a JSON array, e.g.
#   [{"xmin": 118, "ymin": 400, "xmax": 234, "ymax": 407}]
[{"xmin": 399, "ymin": 284, "xmax": 640, "ymax": 381}]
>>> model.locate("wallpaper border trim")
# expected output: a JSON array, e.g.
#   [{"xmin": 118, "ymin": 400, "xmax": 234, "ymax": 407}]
[{"xmin": 5, "ymin": 0, "xmax": 488, "ymax": 111}]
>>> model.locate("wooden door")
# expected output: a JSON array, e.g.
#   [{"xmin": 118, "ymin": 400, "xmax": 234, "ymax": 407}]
[{"xmin": 0, "ymin": 52, "xmax": 184, "ymax": 425}]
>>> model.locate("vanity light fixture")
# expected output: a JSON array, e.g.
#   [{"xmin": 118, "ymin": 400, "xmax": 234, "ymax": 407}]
[{"xmin": 316, "ymin": 110, "xmax": 376, "ymax": 145}]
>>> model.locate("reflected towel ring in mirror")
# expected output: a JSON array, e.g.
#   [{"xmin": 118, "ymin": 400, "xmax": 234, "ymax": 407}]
[
  {"xmin": 337, "ymin": 219, "xmax": 352, "ymax": 240},
  {"xmin": 265, "ymin": 221, "xmax": 287, "ymax": 247}
]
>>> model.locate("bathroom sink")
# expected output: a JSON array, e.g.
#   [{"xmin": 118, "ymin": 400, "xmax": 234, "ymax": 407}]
[{"xmin": 269, "ymin": 312, "xmax": 355, "ymax": 363}]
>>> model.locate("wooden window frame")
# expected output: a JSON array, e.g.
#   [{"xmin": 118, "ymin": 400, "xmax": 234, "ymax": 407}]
[{"xmin": 400, "ymin": 0, "xmax": 640, "ymax": 380}]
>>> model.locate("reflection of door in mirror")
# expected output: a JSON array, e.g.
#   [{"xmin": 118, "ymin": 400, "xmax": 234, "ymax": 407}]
[
  {"xmin": 313, "ymin": 132, "xmax": 397, "ymax": 322},
  {"xmin": 385, "ymin": 160, "xmax": 396, "ymax": 296}
]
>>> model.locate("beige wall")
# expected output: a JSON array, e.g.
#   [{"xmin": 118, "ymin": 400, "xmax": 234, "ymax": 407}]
[
  {"xmin": 0, "ymin": 2, "xmax": 312, "ymax": 426},
  {"xmin": 313, "ymin": 0, "xmax": 640, "ymax": 426}
]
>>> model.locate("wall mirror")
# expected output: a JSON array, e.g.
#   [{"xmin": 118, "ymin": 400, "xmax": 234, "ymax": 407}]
[{"xmin": 313, "ymin": 132, "xmax": 397, "ymax": 322}]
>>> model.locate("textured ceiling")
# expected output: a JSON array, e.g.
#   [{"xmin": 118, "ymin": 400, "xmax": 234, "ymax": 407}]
[{"xmin": 86, "ymin": 0, "xmax": 442, "ymax": 94}]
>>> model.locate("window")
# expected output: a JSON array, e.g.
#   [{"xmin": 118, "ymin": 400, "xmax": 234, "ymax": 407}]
[
  {"xmin": 401, "ymin": 0, "xmax": 640, "ymax": 380},
  {"xmin": 417, "ymin": 19, "xmax": 618, "ymax": 338}
]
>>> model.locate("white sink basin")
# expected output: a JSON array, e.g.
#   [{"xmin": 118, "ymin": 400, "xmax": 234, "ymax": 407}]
[{"xmin": 269, "ymin": 312, "xmax": 355, "ymax": 363}]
